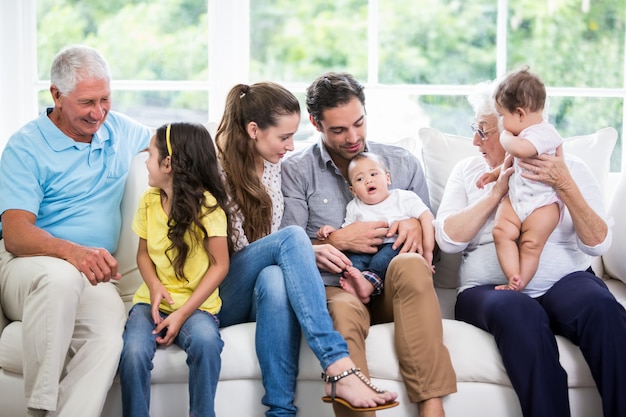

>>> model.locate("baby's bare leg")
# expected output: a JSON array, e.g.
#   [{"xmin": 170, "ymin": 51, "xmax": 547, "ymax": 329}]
[
  {"xmin": 493, "ymin": 197, "xmax": 522, "ymax": 290},
  {"xmin": 340, "ymin": 266, "xmax": 375, "ymax": 304},
  {"xmin": 519, "ymin": 202, "xmax": 560, "ymax": 287}
]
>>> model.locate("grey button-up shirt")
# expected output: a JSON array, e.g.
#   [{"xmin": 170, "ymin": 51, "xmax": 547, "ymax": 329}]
[{"xmin": 281, "ymin": 138, "xmax": 430, "ymax": 286}]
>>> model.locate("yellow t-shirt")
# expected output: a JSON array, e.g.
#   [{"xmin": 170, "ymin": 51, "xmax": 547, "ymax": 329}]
[{"xmin": 131, "ymin": 187, "xmax": 227, "ymax": 315}]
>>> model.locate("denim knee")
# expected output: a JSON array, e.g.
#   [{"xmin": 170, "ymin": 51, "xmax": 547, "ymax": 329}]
[{"xmin": 254, "ymin": 265, "xmax": 290, "ymax": 310}]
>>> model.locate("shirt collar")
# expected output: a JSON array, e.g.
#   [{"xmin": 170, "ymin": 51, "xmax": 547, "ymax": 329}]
[
  {"xmin": 316, "ymin": 135, "xmax": 370, "ymax": 169},
  {"xmin": 38, "ymin": 107, "xmax": 108, "ymax": 152}
]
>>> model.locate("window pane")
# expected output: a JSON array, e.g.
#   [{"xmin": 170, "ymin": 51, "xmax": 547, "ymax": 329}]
[
  {"xmin": 38, "ymin": 90, "xmax": 209, "ymax": 130},
  {"xmin": 365, "ymin": 93, "xmax": 473, "ymax": 142},
  {"xmin": 507, "ymin": 1, "xmax": 625, "ymax": 88},
  {"xmin": 547, "ymin": 96, "xmax": 623, "ymax": 171},
  {"xmin": 379, "ymin": 0, "xmax": 498, "ymax": 84},
  {"xmin": 250, "ymin": 0, "xmax": 368, "ymax": 82},
  {"xmin": 36, "ymin": 0, "xmax": 208, "ymax": 81}
]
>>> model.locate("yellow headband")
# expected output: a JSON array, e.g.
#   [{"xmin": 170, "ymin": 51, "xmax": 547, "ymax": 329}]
[{"xmin": 165, "ymin": 123, "xmax": 173, "ymax": 156}]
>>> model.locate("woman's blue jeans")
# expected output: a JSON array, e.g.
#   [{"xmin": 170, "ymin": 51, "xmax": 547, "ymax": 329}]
[
  {"xmin": 219, "ymin": 226, "xmax": 349, "ymax": 417},
  {"xmin": 119, "ymin": 303, "xmax": 223, "ymax": 417}
]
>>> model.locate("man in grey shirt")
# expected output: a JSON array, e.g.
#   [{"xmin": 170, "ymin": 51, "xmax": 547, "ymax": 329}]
[{"xmin": 281, "ymin": 72, "xmax": 456, "ymax": 417}]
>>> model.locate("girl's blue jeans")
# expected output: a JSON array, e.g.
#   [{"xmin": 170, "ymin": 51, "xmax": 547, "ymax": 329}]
[
  {"xmin": 218, "ymin": 226, "xmax": 349, "ymax": 417},
  {"xmin": 119, "ymin": 303, "xmax": 223, "ymax": 417}
]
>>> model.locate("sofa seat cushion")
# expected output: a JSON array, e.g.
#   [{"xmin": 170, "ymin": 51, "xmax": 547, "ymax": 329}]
[
  {"xmin": 362, "ymin": 321, "xmax": 595, "ymax": 388},
  {"xmin": 0, "ymin": 315, "xmax": 602, "ymax": 390}
]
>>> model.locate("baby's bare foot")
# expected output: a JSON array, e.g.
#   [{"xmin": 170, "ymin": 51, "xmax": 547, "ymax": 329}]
[
  {"xmin": 342, "ymin": 266, "xmax": 374, "ymax": 304},
  {"xmin": 339, "ymin": 277, "xmax": 360, "ymax": 299}
]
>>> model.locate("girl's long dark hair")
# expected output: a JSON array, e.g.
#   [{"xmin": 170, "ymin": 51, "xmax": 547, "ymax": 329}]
[{"xmin": 154, "ymin": 122, "xmax": 233, "ymax": 281}]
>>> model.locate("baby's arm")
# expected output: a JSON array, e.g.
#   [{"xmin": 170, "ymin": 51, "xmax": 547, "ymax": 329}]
[
  {"xmin": 418, "ymin": 210, "xmax": 436, "ymax": 272},
  {"xmin": 317, "ymin": 224, "xmax": 337, "ymax": 240},
  {"xmin": 477, "ymin": 166, "xmax": 501, "ymax": 189},
  {"xmin": 500, "ymin": 129, "xmax": 539, "ymax": 158}
]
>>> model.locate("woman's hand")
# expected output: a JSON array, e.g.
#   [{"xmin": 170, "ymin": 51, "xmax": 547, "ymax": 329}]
[
  {"xmin": 492, "ymin": 153, "xmax": 514, "ymax": 198},
  {"xmin": 313, "ymin": 244, "xmax": 352, "ymax": 274},
  {"xmin": 518, "ymin": 145, "xmax": 572, "ymax": 192},
  {"xmin": 519, "ymin": 145, "xmax": 607, "ymax": 247}
]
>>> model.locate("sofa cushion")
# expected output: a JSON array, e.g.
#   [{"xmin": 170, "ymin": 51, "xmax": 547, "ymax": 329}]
[{"xmin": 418, "ymin": 126, "xmax": 617, "ymax": 290}]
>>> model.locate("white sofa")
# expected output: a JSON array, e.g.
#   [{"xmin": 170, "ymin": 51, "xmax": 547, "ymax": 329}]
[{"xmin": 1, "ymin": 126, "xmax": 625, "ymax": 417}]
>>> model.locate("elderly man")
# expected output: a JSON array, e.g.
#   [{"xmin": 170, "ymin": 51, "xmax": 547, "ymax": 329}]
[{"xmin": 0, "ymin": 45, "xmax": 151, "ymax": 417}]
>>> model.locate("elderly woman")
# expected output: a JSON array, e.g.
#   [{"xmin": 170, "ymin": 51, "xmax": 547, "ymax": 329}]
[{"xmin": 434, "ymin": 81, "xmax": 626, "ymax": 417}]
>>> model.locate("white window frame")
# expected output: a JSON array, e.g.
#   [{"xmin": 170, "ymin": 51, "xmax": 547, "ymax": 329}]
[{"xmin": 2, "ymin": 0, "xmax": 626, "ymax": 175}]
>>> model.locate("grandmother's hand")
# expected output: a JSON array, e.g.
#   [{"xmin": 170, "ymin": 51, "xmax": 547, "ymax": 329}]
[
  {"xmin": 519, "ymin": 145, "xmax": 573, "ymax": 193},
  {"xmin": 492, "ymin": 153, "xmax": 514, "ymax": 198}
]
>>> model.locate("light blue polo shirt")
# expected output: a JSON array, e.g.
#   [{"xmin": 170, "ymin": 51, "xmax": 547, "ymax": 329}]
[{"xmin": 0, "ymin": 108, "xmax": 151, "ymax": 253}]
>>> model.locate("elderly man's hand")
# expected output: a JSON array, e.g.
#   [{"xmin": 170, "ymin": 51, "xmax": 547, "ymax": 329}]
[{"xmin": 69, "ymin": 245, "xmax": 121, "ymax": 285}]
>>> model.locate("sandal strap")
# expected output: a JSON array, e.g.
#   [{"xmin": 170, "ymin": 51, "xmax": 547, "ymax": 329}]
[
  {"xmin": 321, "ymin": 367, "xmax": 386, "ymax": 395},
  {"xmin": 352, "ymin": 368, "xmax": 386, "ymax": 394},
  {"xmin": 321, "ymin": 367, "xmax": 359, "ymax": 383}
]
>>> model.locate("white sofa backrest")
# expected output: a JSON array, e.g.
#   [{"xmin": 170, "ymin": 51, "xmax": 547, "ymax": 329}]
[{"xmin": 115, "ymin": 152, "xmax": 149, "ymax": 304}]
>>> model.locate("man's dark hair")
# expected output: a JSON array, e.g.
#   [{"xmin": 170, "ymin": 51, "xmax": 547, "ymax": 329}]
[{"xmin": 306, "ymin": 72, "xmax": 365, "ymax": 125}]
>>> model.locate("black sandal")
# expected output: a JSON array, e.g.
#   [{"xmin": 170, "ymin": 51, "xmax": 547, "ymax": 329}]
[{"xmin": 321, "ymin": 367, "xmax": 399, "ymax": 412}]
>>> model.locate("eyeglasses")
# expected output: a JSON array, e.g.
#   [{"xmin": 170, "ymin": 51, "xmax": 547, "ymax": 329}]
[{"xmin": 470, "ymin": 123, "xmax": 498, "ymax": 141}]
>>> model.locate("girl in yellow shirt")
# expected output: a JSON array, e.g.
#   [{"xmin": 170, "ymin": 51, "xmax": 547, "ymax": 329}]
[{"xmin": 119, "ymin": 122, "xmax": 231, "ymax": 417}]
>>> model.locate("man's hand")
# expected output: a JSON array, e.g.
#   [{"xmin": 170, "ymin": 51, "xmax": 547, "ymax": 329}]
[
  {"xmin": 2, "ymin": 209, "xmax": 120, "ymax": 285},
  {"xmin": 387, "ymin": 218, "xmax": 421, "ymax": 254},
  {"xmin": 67, "ymin": 245, "xmax": 121, "ymax": 286},
  {"xmin": 325, "ymin": 220, "xmax": 388, "ymax": 253}
]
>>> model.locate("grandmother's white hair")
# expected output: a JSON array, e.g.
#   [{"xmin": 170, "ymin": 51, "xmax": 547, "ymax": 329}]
[
  {"xmin": 467, "ymin": 80, "xmax": 498, "ymax": 117},
  {"xmin": 468, "ymin": 77, "xmax": 551, "ymax": 122}
]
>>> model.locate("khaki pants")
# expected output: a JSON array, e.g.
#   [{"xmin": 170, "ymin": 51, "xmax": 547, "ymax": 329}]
[
  {"xmin": 326, "ymin": 253, "xmax": 457, "ymax": 417},
  {"xmin": 0, "ymin": 241, "xmax": 126, "ymax": 417}
]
